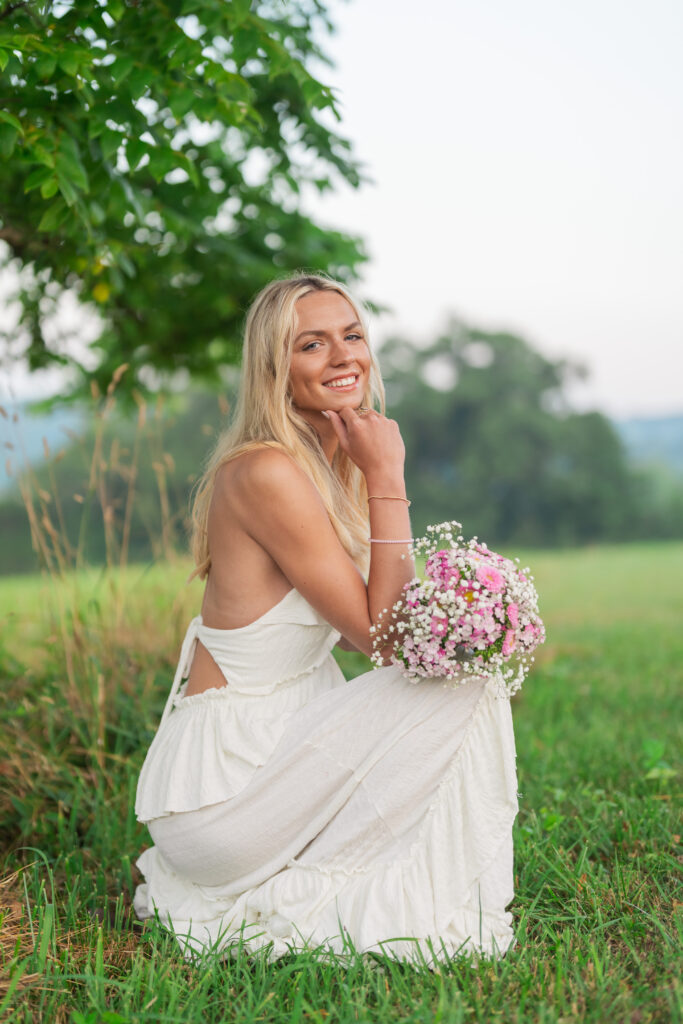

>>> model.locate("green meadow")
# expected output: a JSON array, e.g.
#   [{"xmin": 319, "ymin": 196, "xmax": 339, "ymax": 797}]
[{"xmin": 1, "ymin": 542, "xmax": 681, "ymax": 1023}]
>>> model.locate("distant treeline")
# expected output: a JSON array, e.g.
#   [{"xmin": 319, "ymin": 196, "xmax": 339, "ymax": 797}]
[
  {"xmin": 2, "ymin": 320, "xmax": 682, "ymax": 575},
  {"xmin": 381, "ymin": 321, "xmax": 683, "ymax": 545}
]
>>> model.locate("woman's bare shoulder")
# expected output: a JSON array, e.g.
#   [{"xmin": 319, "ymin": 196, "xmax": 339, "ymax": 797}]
[{"xmin": 214, "ymin": 446, "xmax": 323, "ymax": 513}]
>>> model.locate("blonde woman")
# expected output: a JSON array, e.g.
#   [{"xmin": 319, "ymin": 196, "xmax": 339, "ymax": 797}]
[{"xmin": 134, "ymin": 273, "xmax": 518, "ymax": 964}]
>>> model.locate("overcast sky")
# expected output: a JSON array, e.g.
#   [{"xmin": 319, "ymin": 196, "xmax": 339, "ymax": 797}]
[
  {"xmin": 303, "ymin": 0, "xmax": 683, "ymax": 418},
  {"xmin": 2, "ymin": 0, "xmax": 681, "ymax": 419}
]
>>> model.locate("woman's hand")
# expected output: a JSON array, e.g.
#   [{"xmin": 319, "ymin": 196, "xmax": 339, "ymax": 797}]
[{"xmin": 325, "ymin": 408, "xmax": 405, "ymax": 486}]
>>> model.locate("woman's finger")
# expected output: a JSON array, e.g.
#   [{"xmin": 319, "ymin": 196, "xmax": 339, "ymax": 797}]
[
  {"xmin": 325, "ymin": 409, "xmax": 349, "ymax": 445},
  {"xmin": 338, "ymin": 406, "xmax": 361, "ymax": 428}
]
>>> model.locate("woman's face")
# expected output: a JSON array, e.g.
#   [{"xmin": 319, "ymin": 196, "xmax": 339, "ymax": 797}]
[{"xmin": 289, "ymin": 290, "xmax": 371, "ymax": 415}]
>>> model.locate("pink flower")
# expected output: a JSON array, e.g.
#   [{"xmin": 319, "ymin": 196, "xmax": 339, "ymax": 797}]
[
  {"xmin": 426, "ymin": 552, "xmax": 461, "ymax": 587},
  {"xmin": 502, "ymin": 629, "xmax": 517, "ymax": 656},
  {"xmin": 476, "ymin": 564, "xmax": 505, "ymax": 593},
  {"xmin": 507, "ymin": 602, "xmax": 519, "ymax": 629},
  {"xmin": 430, "ymin": 615, "xmax": 449, "ymax": 638},
  {"xmin": 522, "ymin": 623, "xmax": 539, "ymax": 646}
]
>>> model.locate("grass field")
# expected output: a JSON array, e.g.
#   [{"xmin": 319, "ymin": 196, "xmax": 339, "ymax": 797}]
[{"xmin": 1, "ymin": 542, "xmax": 681, "ymax": 1023}]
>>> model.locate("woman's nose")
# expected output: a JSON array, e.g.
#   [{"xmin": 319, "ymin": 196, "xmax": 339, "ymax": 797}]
[{"xmin": 329, "ymin": 337, "xmax": 352, "ymax": 364}]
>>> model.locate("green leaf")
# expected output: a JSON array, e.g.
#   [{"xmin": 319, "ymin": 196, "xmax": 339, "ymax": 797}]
[
  {"xmin": 56, "ymin": 154, "xmax": 89, "ymax": 194},
  {"xmin": 24, "ymin": 165, "xmax": 54, "ymax": 192},
  {"xmin": 118, "ymin": 251, "xmax": 136, "ymax": 277},
  {"xmin": 147, "ymin": 146, "xmax": 177, "ymax": 182},
  {"xmin": 101, "ymin": 1011, "xmax": 130, "ymax": 1024},
  {"xmin": 34, "ymin": 53, "xmax": 58, "ymax": 79},
  {"xmin": 56, "ymin": 138, "xmax": 89, "ymax": 191},
  {"xmin": 58, "ymin": 134, "xmax": 85, "ymax": 165},
  {"xmin": 301, "ymin": 77, "xmax": 327, "ymax": 109},
  {"xmin": 87, "ymin": 114, "xmax": 106, "ymax": 139},
  {"xmin": 0, "ymin": 123, "xmax": 19, "ymax": 159},
  {"xmin": 126, "ymin": 137, "xmax": 146, "ymax": 171},
  {"xmin": 168, "ymin": 89, "xmax": 196, "ymax": 120},
  {"xmin": 127, "ymin": 67, "xmax": 150, "ymax": 99},
  {"xmin": 117, "ymin": 176, "xmax": 144, "ymax": 219},
  {"xmin": 110, "ymin": 55, "xmax": 134, "ymax": 83},
  {"xmin": 219, "ymin": 71, "xmax": 253, "ymax": 103},
  {"xmin": 56, "ymin": 170, "xmax": 79, "ymax": 206},
  {"xmin": 107, "ymin": 0, "xmax": 126, "ymax": 21},
  {"xmin": 30, "ymin": 143, "xmax": 55, "ymax": 168},
  {"xmin": 58, "ymin": 50, "xmax": 80, "ymax": 77},
  {"xmin": 38, "ymin": 198, "xmax": 68, "ymax": 232},
  {"xmin": 262, "ymin": 38, "xmax": 290, "ymax": 78},
  {"xmin": 185, "ymin": 157, "xmax": 199, "ymax": 188},
  {"xmin": 89, "ymin": 200, "xmax": 106, "ymax": 224},
  {"xmin": 173, "ymin": 151, "xmax": 199, "ymax": 187},
  {"xmin": 0, "ymin": 110, "xmax": 23, "ymax": 133},
  {"xmin": 40, "ymin": 177, "xmax": 60, "ymax": 199},
  {"xmin": 231, "ymin": 0, "xmax": 252, "ymax": 25},
  {"xmin": 0, "ymin": 48, "xmax": 9, "ymax": 72},
  {"xmin": 99, "ymin": 128, "xmax": 122, "ymax": 161}
]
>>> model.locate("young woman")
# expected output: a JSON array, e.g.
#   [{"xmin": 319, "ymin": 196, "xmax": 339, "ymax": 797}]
[{"xmin": 134, "ymin": 274, "xmax": 518, "ymax": 964}]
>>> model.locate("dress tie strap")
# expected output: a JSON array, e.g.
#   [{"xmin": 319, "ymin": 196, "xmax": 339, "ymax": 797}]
[{"xmin": 160, "ymin": 616, "xmax": 203, "ymax": 726}]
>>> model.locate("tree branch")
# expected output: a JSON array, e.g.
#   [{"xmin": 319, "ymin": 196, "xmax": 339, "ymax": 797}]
[{"xmin": 0, "ymin": 2, "xmax": 30, "ymax": 23}]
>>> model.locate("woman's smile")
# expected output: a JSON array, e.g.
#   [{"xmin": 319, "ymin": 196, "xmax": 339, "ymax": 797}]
[{"xmin": 323, "ymin": 373, "xmax": 361, "ymax": 391}]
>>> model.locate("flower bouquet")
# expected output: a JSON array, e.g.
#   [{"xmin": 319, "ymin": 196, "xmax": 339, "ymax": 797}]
[{"xmin": 370, "ymin": 522, "xmax": 545, "ymax": 696}]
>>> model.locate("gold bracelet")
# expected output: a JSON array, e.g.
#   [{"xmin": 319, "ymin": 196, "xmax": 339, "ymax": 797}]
[{"xmin": 368, "ymin": 495, "xmax": 411, "ymax": 507}]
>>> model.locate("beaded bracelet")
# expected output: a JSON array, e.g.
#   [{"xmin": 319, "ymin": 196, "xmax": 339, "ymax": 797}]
[
  {"xmin": 369, "ymin": 538, "xmax": 413, "ymax": 544},
  {"xmin": 368, "ymin": 495, "xmax": 411, "ymax": 506}
]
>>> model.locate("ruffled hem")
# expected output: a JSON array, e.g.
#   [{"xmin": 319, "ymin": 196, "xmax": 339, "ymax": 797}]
[{"xmin": 134, "ymin": 680, "xmax": 518, "ymax": 965}]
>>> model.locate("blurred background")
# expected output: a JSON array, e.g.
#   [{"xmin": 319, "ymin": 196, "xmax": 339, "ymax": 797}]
[{"xmin": 1, "ymin": 0, "xmax": 682, "ymax": 573}]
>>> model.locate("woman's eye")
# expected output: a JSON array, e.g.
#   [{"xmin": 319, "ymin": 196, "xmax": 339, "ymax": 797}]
[
  {"xmin": 346, "ymin": 333, "xmax": 363, "ymax": 342},
  {"xmin": 302, "ymin": 341, "xmax": 321, "ymax": 351}
]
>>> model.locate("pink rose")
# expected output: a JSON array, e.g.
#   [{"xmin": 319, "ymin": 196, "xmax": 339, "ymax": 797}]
[{"xmin": 507, "ymin": 602, "xmax": 519, "ymax": 629}]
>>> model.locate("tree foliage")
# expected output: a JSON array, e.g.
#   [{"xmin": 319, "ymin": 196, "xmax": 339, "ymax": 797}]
[
  {"xmin": 381, "ymin": 321, "xmax": 643, "ymax": 546},
  {"xmin": 0, "ymin": 0, "xmax": 366, "ymax": 398}
]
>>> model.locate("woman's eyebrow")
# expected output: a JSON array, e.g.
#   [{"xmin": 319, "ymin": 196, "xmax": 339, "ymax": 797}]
[{"xmin": 294, "ymin": 321, "xmax": 361, "ymax": 342}]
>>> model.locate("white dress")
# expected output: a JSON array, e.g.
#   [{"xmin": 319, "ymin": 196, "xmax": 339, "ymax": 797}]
[{"xmin": 134, "ymin": 587, "xmax": 519, "ymax": 964}]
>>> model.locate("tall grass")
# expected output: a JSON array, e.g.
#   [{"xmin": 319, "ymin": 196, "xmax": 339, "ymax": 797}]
[{"xmin": 0, "ymin": 377, "xmax": 681, "ymax": 1022}]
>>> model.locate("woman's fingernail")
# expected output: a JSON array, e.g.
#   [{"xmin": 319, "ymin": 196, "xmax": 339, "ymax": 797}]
[{"xmin": 321, "ymin": 410, "xmax": 330, "ymax": 419}]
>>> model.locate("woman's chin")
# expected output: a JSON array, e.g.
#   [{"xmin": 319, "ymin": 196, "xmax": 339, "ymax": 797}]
[
  {"xmin": 321, "ymin": 389, "xmax": 365, "ymax": 410},
  {"xmin": 295, "ymin": 391, "xmax": 366, "ymax": 417}
]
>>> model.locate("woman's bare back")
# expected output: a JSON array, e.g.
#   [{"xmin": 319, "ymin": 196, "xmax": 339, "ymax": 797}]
[{"xmin": 184, "ymin": 454, "xmax": 293, "ymax": 697}]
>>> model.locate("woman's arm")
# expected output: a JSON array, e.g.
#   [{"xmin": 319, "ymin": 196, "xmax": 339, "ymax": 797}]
[
  {"xmin": 226, "ymin": 411, "xmax": 414, "ymax": 656},
  {"xmin": 336, "ymin": 636, "xmax": 362, "ymax": 652},
  {"xmin": 327, "ymin": 407, "xmax": 414, "ymax": 628}
]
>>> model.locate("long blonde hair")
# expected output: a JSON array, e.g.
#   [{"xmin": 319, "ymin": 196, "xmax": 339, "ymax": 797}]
[{"xmin": 190, "ymin": 272, "xmax": 385, "ymax": 579}]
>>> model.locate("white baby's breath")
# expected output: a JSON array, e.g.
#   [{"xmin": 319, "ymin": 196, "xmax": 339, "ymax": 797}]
[{"xmin": 371, "ymin": 521, "xmax": 545, "ymax": 697}]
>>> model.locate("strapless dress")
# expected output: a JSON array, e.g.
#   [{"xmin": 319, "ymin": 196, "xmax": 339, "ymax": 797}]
[{"xmin": 134, "ymin": 587, "xmax": 518, "ymax": 964}]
